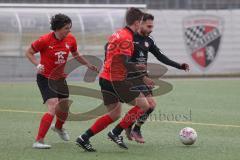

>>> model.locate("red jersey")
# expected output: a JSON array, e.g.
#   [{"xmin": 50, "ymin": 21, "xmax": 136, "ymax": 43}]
[
  {"xmin": 31, "ymin": 32, "xmax": 77, "ymax": 80},
  {"xmin": 100, "ymin": 27, "xmax": 134, "ymax": 81}
]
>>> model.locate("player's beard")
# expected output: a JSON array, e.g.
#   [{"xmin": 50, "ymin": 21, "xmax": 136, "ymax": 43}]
[
  {"xmin": 140, "ymin": 30, "xmax": 147, "ymax": 36},
  {"xmin": 147, "ymin": 31, "xmax": 152, "ymax": 36},
  {"xmin": 142, "ymin": 30, "xmax": 152, "ymax": 36}
]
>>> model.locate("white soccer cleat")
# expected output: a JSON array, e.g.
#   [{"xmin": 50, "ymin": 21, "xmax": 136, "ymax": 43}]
[
  {"xmin": 51, "ymin": 124, "xmax": 70, "ymax": 141},
  {"xmin": 32, "ymin": 141, "xmax": 51, "ymax": 149}
]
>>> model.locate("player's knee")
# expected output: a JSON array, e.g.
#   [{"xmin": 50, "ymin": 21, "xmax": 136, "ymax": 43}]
[
  {"xmin": 112, "ymin": 114, "xmax": 121, "ymax": 121},
  {"xmin": 149, "ymin": 100, "xmax": 156, "ymax": 108},
  {"xmin": 139, "ymin": 103, "xmax": 151, "ymax": 112},
  {"xmin": 47, "ymin": 98, "xmax": 58, "ymax": 106},
  {"xmin": 147, "ymin": 97, "xmax": 156, "ymax": 108},
  {"xmin": 108, "ymin": 108, "xmax": 121, "ymax": 121},
  {"xmin": 46, "ymin": 98, "xmax": 59, "ymax": 115},
  {"xmin": 106, "ymin": 102, "xmax": 121, "ymax": 121},
  {"xmin": 108, "ymin": 113, "xmax": 120, "ymax": 121},
  {"xmin": 141, "ymin": 102, "xmax": 151, "ymax": 111},
  {"xmin": 58, "ymin": 98, "xmax": 72, "ymax": 112}
]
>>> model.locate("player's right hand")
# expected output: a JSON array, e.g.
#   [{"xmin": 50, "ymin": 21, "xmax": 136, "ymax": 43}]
[
  {"xmin": 87, "ymin": 64, "xmax": 99, "ymax": 73},
  {"xmin": 36, "ymin": 64, "xmax": 44, "ymax": 73}
]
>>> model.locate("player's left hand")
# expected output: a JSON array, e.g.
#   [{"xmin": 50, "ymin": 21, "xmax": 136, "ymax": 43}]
[
  {"xmin": 136, "ymin": 63, "xmax": 146, "ymax": 70},
  {"xmin": 87, "ymin": 64, "xmax": 99, "ymax": 73},
  {"xmin": 181, "ymin": 63, "xmax": 190, "ymax": 72},
  {"xmin": 143, "ymin": 76, "xmax": 155, "ymax": 89}
]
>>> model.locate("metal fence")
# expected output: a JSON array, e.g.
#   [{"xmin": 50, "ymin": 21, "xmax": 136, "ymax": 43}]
[
  {"xmin": 0, "ymin": 4, "xmax": 145, "ymax": 81},
  {"xmin": 0, "ymin": 3, "xmax": 240, "ymax": 81},
  {"xmin": 0, "ymin": 0, "xmax": 240, "ymax": 9}
]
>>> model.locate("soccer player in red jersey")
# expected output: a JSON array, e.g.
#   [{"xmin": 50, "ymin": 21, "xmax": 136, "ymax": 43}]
[
  {"xmin": 25, "ymin": 13, "xmax": 98, "ymax": 149},
  {"xmin": 76, "ymin": 8, "xmax": 154, "ymax": 152}
]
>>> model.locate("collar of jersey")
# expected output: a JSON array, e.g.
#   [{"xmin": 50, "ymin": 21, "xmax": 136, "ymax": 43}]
[{"xmin": 125, "ymin": 26, "xmax": 134, "ymax": 36}]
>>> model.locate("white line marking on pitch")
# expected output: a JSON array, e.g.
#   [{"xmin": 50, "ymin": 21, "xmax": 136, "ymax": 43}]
[
  {"xmin": 0, "ymin": 109, "xmax": 44, "ymax": 114},
  {"xmin": 0, "ymin": 109, "xmax": 239, "ymax": 128},
  {"xmin": 155, "ymin": 120, "xmax": 240, "ymax": 128}
]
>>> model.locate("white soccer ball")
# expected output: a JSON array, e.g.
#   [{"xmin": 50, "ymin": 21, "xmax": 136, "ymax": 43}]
[{"xmin": 179, "ymin": 127, "xmax": 197, "ymax": 145}]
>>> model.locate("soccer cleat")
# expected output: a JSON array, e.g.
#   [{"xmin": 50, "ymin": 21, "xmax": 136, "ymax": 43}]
[
  {"xmin": 51, "ymin": 124, "xmax": 70, "ymax": 141},
  {"xmin": 125, "ymin": 127, "xmax": 133, "ymax": 141},
  {"xmin": 32, "ymin": 141, "xmax": 51, "ymax": 149},
  {"xmin": 131, "ymin": 130, "xmax": 145, "ymax": 143},
  {"xmin": 108, "ymin": 131, "xmax": 128, "ymax": 149},
  {"xmin": 75, "ymin": 136, "xmax": 96, "ymax": 152}
]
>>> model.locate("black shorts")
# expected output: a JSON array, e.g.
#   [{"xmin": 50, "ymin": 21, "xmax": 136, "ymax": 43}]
[
  {"xmin": 37, "ymin": 74, "xmax": 69, "ymax": 104},
  {"xmin": 129, "ymin": 77, "xmax": 153, "ymax": 96},
  {"xmin": 99, "ymin": 78, "xmax": 140, "ymax": 105}
]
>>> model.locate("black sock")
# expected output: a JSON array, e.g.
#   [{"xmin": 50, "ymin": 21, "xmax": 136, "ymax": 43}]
[
  {"xmin": 112, "ymin": 124, "xmax": 124, "ymax": 136},
  {"xmin": 133, "ymin": 125, "xmax": 141, "ymax": 132},
  {"xmin": 137, "ymin": 108, "xmax": 154, "ymax": 125},
  {"xmin": 81, "ymin": 129, "xmax": 94, "ymax": 141},
  {"xmin": 129, "ymin": 123, "xmax": 134, "ymax": 129}
]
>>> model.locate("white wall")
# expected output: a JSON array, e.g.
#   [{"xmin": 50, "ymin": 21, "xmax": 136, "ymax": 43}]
[
  {"xmin": 0, "ymin": 9, "xmax": 240, "ymax": 79},
  {"xmin": 149, "ymin": 10, "xmax": 240, "ymax": 76}
]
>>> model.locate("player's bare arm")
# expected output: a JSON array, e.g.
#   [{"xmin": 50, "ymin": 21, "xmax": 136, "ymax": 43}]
[
  {"xmin": 71, "ymin": 50, "xmax": 99, "ymax": 72},
  {"xmin": 25, "ymin": 46, "xmax": 44, "ymax": 72}
]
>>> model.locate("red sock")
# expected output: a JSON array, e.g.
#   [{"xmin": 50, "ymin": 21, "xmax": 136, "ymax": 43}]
[
  {"xmin": 90, "ymin": 114, "xmax": 114, "ymax": 134},
  {"xmin": 36, "ymin": 113, "xmax": 54, "ymax": 141},
  {"xmin": 119, "ymin": 106, "xmax": 144, "ymax": 129},
  {"xmin": 55, "ymin": 110, "xmax": 68, "ymax": 130}
]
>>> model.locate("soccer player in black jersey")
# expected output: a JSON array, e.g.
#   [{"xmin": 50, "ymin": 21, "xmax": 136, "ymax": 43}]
[{"xmin": 125, "ymin": 13, "xmax": 190, "ymax": 143}]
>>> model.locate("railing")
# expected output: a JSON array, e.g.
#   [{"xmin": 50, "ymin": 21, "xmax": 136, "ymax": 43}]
[{"xmin": 0, "ymin": 0, "xmax": 240, "ymax": 9}]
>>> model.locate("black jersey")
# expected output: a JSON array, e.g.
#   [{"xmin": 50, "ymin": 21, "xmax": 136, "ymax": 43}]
[
  {"xmin": 132, "ymin": 33, "xmax": 181, "ymax": 67},
  {"xmin": 128, "ymin": 33, "xmax": 182, "ymax": 78}
]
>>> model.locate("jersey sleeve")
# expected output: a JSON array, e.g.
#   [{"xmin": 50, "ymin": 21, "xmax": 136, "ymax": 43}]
[
  {"xmin": 148, "ymin": 36, "xmax": 181, "ymax": 69},
  {"xmin": 70, "ymin": 36, "xmax": 78, "ymax": 52},
  {"xmin": 31, "ymin": 36, "xmax": 46, "ymax": 52},
  {"xmin": 148, "ymin": 36, "xmax": 165, "ymax": 56}
]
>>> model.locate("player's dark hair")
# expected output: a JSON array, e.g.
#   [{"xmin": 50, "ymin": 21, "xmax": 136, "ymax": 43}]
[
  {"xmin": 125, "ymin": 7, "xmax": 143, "ymax": 26},
  {"xmin": 50, "ymin": 13, "xmax": 72, "ymax": 31},
  {"xmin": 142, "ymin": 13, "xmax": 154, "ymax": 21}
]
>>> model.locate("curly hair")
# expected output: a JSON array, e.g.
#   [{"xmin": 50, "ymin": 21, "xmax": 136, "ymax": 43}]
[{"xmin": 50, "ymin": 13, "xmax": 72, "ymax": 31}]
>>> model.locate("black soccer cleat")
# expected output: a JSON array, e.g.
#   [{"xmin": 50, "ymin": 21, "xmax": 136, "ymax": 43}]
[
  {"xmin": 75, "ymin": 136, "xmax": 96, "ymax": 152},
  {"xmin": 108, "ymin": 131, "xmax": 128, "ymax": 150}
]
